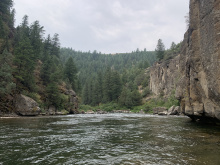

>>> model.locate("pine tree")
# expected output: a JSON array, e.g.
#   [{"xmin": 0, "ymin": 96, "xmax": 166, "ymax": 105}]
[
  {"xmin": 96, "ymin": 72, "xmax": 103, "ymax": 103},
  {"xmin": 155, "ymin": 39, "xmax": 165, "ymax": 60},
  {"xmin": 51, "ymin": 33, "xmax": 60, "ymax": 57},
  {"xmin": 0, "ymin": 0, "xmax": 13, "ymax": 15},
  {"xmin": 82, "ymin": 82, "xmax": 89, "ymax": 104},
  {"xmin": 103, "ymin": 68, "xmax": 112, "ymax": 103},
  {"xmin": 111, "ymin": 71, "xmax": 122, "ymax": 101},
  {"xmin": 30, "ymin": 20, "xmax": 44, "ymax": 59},
  {"xmin": 46, "ymin": 82, "xmax": 61, "ymax": 108},
  {"xmin": 131, "ymin": 90, "xmax": 142, "ymax": 106},
  {"xmin": 64, "ymin": 57, "xmax": 77, "ymax": 90}
]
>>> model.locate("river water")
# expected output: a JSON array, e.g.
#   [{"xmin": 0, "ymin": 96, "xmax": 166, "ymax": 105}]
[{"xmin": 0, "ymin": 114, "xmax": 220, "ymax": 165}]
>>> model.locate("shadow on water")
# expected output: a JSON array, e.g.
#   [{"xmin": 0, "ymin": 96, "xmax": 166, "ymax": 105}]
[{"xmin": 0, "ymin": 114, "xmax": 220, "ymax": 165}]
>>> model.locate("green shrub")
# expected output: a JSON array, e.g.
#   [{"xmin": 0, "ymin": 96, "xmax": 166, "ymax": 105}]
[
  {"xmin": 142, "ymin": 87, "xmax": 151, "ymax": 97},
  {"xmin": 79, "ymin": 104, "xmax": 95, "ymax": 111}
]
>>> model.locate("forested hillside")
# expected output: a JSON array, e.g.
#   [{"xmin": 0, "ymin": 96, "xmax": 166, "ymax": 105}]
[
  {"xmin": 0, "ymin": 1, "xmax": 78, "ymax": 114},
  {"xmin": 60, "ymin": 48, "xmax": 157, "ymax": 108},
  {"xmin": 60, "ymin": 38, "xmax": 181, "ymax": 110}
]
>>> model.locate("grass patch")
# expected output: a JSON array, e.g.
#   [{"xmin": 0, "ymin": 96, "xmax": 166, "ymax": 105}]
[{"xmin": 79, "ymin": 94, "xmax": 179, "ymax": 114}]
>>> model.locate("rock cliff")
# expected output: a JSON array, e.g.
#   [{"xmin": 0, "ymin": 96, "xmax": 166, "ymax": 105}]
[{"xmin": 150, "ymin": 0, "xmax": 220, "ymax": 123}]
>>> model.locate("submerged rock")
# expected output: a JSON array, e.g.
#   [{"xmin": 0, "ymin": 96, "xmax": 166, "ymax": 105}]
[{"xmin": 14, "ymin": 94, "xmax": 41, "ymax": 116}]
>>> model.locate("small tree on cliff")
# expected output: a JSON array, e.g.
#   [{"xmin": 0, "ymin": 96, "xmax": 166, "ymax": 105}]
[{"xmin": 155, "ymin": 39, "xmax": 165, "ymax": 61}]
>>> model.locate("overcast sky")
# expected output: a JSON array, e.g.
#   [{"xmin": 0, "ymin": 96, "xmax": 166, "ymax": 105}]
[{"xmin": 13, "ymin": 0, "xmax": 189, "ymax": 54}]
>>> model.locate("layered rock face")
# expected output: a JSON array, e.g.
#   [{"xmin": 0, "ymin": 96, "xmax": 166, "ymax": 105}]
[
  {"xmin": 150, "ymin": 0, "xmax": 220, "ymax": 123},
  {"xmin": 150, "ymin": 55, "xmax": 181, "ymax": 96}
]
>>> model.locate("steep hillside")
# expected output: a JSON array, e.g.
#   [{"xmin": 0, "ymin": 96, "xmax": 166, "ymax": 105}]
[{"xmin": 0, "ymin": 1, "xmax": 79, "ymax": 116}]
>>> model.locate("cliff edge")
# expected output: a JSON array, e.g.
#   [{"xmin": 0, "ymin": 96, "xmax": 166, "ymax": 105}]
[{"xmin": 150, "ymin": 0, "xmax": 220, "ymax": 123}]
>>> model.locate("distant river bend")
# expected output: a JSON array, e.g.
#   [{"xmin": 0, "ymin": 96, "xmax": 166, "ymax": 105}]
[{"xmin": 0, "ymin": 114, "xmax": 220, "ymax": 165}]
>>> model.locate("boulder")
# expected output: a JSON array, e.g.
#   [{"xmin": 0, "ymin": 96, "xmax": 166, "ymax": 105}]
[
  {"xmin": 153, "ymin": 107, "xmax": 168, "ymax": 115},
  {"xmin": 168, "ymin": 106, "xmax": 181, "ymax": 115},
  {"xmin": 168, "ymin": 105, "xmax": 175, "ymax": 115},
  {"xmin": 14, "ymin": 94, "xmax": 41, "ymax": 116},
  {"xmin": 174, "ymin": 106, "xmax": 181, "ymax": 115},
  {"xmin": 96, "ymin": 109, "xmax": 107, "ymax": 114},
  {"xmin": 47, "ymin": 105, "xmax": 56, "ymax": 115},
  {"xmin": 86, "ymin": 110, "xmax": 95, "ymax": 114}
]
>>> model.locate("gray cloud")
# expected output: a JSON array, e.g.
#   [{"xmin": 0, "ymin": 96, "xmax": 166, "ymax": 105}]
[{"xmin": 14, "ymin": 0, "xmax": 189, "ymax": 54}]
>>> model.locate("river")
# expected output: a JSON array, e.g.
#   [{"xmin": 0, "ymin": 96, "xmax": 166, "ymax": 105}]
[{"xmin": 0, "ymin": 114, "xmax": 220, "ymax": 165}]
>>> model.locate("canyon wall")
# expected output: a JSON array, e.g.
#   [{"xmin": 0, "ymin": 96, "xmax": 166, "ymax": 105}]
[{"xmin": 150, "ymin": 0, "xmax": 220, "ymax": 123}]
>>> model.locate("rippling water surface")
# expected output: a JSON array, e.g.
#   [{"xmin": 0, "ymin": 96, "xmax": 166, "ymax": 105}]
[{"xmin": 0, "ymin": 114, "xmax": 220, "ymax": 165}]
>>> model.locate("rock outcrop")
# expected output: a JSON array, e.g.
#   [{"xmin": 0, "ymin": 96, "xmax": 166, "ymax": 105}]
[
  {"xmin": 150, "ymin": 55, "xmax": 181, "ymax": 97},
  {"xmin": 65, "ymin": 89, "xmax": 78, "ymax": 114},
  {"xmin": 150, "ymin": 0, "xmax": 220, "ymax": 123},
  {"xmin": 168, "ymin": 106, "xmax": 181, "ymax": 115},
  {"xmin": 14, "ymin": 94, "xmax": 41, "ymax": 116},
  {"xmin": 153, "ymin": 107, "xmax": 168, "ymax": 115}
]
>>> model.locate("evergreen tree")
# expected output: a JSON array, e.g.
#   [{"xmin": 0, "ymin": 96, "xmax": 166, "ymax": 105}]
[
  {"xmin": 46, "ymin": 82, "xmax": 61, "ymax": 108},
  {"xmin": 64, "ymin": 57, "xmax": 77, "ymax": 91},
  {"xmin": 91, "ymin": 80, "xmax": 99, "ymax": 106},
  {"xmin": 170, "ymin": 42, "xmax": 176, "ymax": 51},
  {"xmin": 0, "ymin": 50, "xmax": 15, "ymax": 96},
  {"xmin": 0, "ymin": 0, "xmax": 13, "ymax": 15},
  {"xmin": 51, "ymin": 33, "xmax": 60, "ymax": 57},
  {"xmin": 14, "ymin": 37, "xmax": 36, "ymax": 91},
  {"xmin": 111, "ymin": 71, "xmax": 122, "ymax": 101},
  {"xmin": 118, "ymin": 87, "xmax": 128, "ymax": 107},
  {"xmin": 96, "ymin": 72, "xmax": 103, "ymax": 104},
  {"xmin": 119, "ymin": 87, "xmax": 133, "ymax": 108},
  {"xmin": 0, "ymin": 0, "xmax": 14, "ymax": 53},
  {"xmin": 131, "ymin": 90, "xmax": 142, "ymax": 106},
  {"xmin": 155, "ymin": 39, "xmax": 165, "ymax": 60},
  {"xmin": 82, "ymin": 82, "xmax": 89, "ymax": 104},
  {"xmin": 103, "ymin": 68, "xmax": 112, "ymax": 103},
  {"xmin": 30, "ymin": 20, "xmax": 44, "ymax": 59},
  {"xmin": 0, "ymin": 17, "xmax": 5, "ymax": 38}
]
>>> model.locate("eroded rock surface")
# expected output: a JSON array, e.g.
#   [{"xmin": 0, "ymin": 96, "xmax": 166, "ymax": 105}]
[{"xmin": 150, "ymin": 0, "xmax": 220, "ymax": 123}]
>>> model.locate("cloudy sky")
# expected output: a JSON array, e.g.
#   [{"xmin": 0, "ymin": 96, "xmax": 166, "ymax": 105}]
[{"xmin": 13, "ymin": 0, "xmax": 189, "ymax": 54}]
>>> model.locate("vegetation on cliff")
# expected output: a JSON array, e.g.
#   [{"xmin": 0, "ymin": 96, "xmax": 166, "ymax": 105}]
[{"xmin": 0, "ymin": 1, "xmax": 78, "ymax": 113}]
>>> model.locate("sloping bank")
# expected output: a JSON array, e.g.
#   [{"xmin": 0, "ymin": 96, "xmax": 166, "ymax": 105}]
[{"xmin": 150, "ymin": 0, "xmax": 220, "ymax": 123}]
